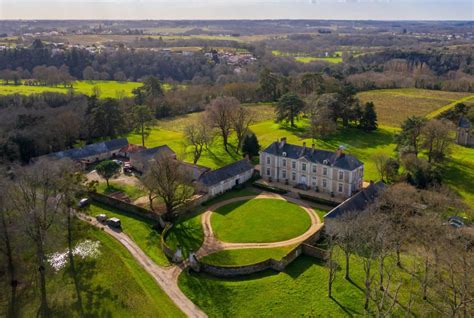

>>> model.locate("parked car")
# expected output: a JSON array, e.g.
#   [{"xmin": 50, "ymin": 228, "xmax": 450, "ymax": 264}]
[
  {"xmin": 113, "ymin": 159, "xmax": 123, "ymax": 166},
  {"xmin": 448, "ymin": 216, "xmax": 465, "ymax": 228},
  {"xmin": 78, "ymin": 198, "xmax": 89, "ymax": 208},
  {"xmin": 107, "ymin": 217, "xmax": 122, "ymax": 229},
  {"xmin": 96, "ymin": 214, "xmax": 107, "ymax": 222}
]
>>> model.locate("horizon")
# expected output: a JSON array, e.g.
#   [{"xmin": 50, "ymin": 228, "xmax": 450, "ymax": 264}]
[{"xmin": 1, "ymin": 0, "xmax": 473, "ymax": 20}]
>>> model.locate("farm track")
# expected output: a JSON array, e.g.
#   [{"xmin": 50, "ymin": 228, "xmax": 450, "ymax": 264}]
[{"xmin": 426, "ymin": 94, "xmax": 474, "ymax": 119}]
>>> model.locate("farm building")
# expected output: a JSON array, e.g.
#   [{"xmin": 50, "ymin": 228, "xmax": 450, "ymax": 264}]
[
  {"xmin": 129, "ymin": 145, "xmax": 176, "ymax": 171},
  {"xmin": 197, "ymin": 159, "xmax": 254, "ymax": 197},
  {"xmin": 42, "ymin": 138, "xmax": 129, "ymax": 166},
  {"xmin": 456, "ymin": 116, "xmax": 474, "ymax": 147}
]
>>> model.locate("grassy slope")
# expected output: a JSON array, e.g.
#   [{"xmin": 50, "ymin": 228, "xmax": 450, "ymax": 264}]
[
  {"xmin": 87, "ymin": 203, "xmax": 171, "ymax": 266},
  {"xmin": 179, "ymin": 252, "xmax": 422, "ymax": 318},
  {"xmin": 21, "ymin": 227, "xmax": 183, "ymax": 317},
  {"xmin": 211, "ymin": 199, "xmax": 312, "ymax": 243},
  {"xmin": 201, "ymin": 245, "xmax": 297, "ymax": 266}
]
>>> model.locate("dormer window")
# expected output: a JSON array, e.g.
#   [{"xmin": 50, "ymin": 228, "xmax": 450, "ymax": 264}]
[
  {"xmin": 282, "ymin": 152, "xmax": 287, "ymax": 157},
  {"xmin": 323, "ymin": 159, "xmax": 329, "ymax": 165}
]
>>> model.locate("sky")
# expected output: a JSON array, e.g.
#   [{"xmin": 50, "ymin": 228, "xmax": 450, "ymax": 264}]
[{"xmin": 0, "ymin": 0, "xmax": 473, "ymax": 20}]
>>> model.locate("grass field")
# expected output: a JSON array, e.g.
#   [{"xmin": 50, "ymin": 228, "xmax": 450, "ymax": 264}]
[
  {"xmin": 179, "ymin": 252, "xmax": 425, "ymax": 317},
  {"xmin": 20, "ymin": 227, "xmax": 183, "ymax": 317},
  {"xmin": 87, "ymin": 203, "xmax": 171, "ymax": 266},
  {"xmin": 0, "ymin": 80, "xmax": 180, "ymax": 98},
  {"xmin": 211, "ymin": 199, "xmax": 312, "ymax": 243},
  {"xmin": 295, "ymin": 56, "xmax": 343, "ymax": 64},
  {"xmin": 96, "ymin": 181, "xmax": 146, "ymax": 201},
  {"xmin": 358, "ymin": 88, "xmax": 473, "ymax": 127},
  {"xmin": 201, "ymin": 245, "xmax": 297, "ymax": 266}
]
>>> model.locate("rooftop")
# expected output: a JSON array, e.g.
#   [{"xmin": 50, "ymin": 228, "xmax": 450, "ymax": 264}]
[
  {"xmin": 199, "ymin": 159, "xmax": 254, "ymax": 186},
  {"xmin": 262, "ymin": 138, "xmax": 363, "ymax": 171},
  {"xmin": 47, "ymin": 138, "xmax": 129, "ymax": 160},
  {"xmin": 458, "ymin": 116, "xmax": 472, "ymax": 129}
]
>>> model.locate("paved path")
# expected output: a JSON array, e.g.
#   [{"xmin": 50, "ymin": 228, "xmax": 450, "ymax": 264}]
[
  {"xmin": 197, "ymin": 193, "xmax": 323, "ymax": 258},
  {"xmin": 79, "ymin": 214, "xmax": 207, "ymax": 318}
]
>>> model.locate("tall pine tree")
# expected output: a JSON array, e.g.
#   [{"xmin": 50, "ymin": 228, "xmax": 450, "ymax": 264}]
[{"xmin": 359, "ymin": 102, "xmax": 378, "ymax": 132}]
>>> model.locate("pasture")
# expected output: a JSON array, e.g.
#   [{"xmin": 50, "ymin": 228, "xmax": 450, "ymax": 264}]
[
  {"xmin": 358, "ymin": 88, "xmax": 473, "ymax": 127},
  {"xmin": 0, "ymin": 80, "xmax": 178, "ymax": 98}
]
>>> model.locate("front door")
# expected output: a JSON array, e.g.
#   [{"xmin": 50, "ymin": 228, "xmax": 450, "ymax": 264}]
[{"xmin": 300, "ymin": 175, "xmax": 307, "ymax": 185}]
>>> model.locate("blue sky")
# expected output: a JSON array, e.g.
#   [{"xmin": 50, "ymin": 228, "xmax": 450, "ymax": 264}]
[{"xmin": 1, "ymin": 0, "xmax": 473, "ymax": 20}]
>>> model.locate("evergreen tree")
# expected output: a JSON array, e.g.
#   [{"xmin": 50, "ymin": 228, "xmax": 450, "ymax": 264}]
[
  {"xmin": 276, "ymin": 93, "xmax": 305, "ymax": 127},
  {"xmin": 242, "ymin": 133, "xmax": 261, "ymax": 158},
  {"xmin": 359, "ymin": 102, "xmax": 378, "ymax": 132}
]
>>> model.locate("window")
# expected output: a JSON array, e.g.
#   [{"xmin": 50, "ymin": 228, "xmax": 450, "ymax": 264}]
[
  {"xmin": 302, "ymin": 163, "xmax": 307, "ymax": 171},
  {"xmin": 312, "ymin": 165, "xmax": 317, "ymax": 173},
  {"xmin": 323, "ymin": 179, "xmax": 327, "ymax": 188},
  {"xmin": 282, "ymin": 170, "xmax": 287, "ymax": 179},
  {"xmin": 266, "ymin": 156, "xmax": 271, "ymax": 164},
  {"xmin": 338, "ymin": 183, "xmax": 343, "ymax": 193},
  {"xmin": 292, "ymin": 161, "xmax": 296, "ymax": 169},
  {"xmin": 323, "ymin": 167, "xmax": 328, "ymax": 176},
  {"xmin": 266, "ymin": 168, "xmax": 271, "ymax": 176},
  {"xmin": 292, "ymin": 172, "xmax": 296, "ymax": 181},
  {"xmin": 312, "ymin": 176, "xmax": 317, "ymax": 186},
  {"xmin": 282, "ymin": 159, "xmax": 287, "ymax": 166},
  {"xmin": 339, "ymin": 171, "xmax": 344, "ymax": 180}
]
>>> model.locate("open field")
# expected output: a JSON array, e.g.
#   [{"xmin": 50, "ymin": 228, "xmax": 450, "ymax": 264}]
[
  {"xmin": 0, "ymin": 80, "xmax": 179, "ymax": 98},
  {"xmin": 20, "ymin": 226, "xmax": 183, "ymax": 317},
  {"xmin": 211, "ymin": 199, "xmax": 312, "ymax": 243},
  {"xmin": 358, "ymin": 88, "xmax": 473, "ymax": 127},
  {"xmin": 87, "ymin": 203, "xmax": 171, "ymax": 266},
  {"xmin": 201, "ymin": 245, "xmax": 297, "ymax": 266},
  {"xmin": 294, "ymin": 56, "xmax": 343, "ymax": 64}
]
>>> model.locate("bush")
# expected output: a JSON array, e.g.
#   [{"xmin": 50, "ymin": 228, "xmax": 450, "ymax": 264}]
[
  {"xmin": 252, "ymin": 182, "xmax": 288, "ymax": 194},
  {"xmin": 297, "ymin": 193, "xmax": 339, "ymax": 207}
]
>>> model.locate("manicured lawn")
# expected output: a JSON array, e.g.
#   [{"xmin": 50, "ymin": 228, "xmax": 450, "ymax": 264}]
[
  {"xmin": 96, "ymin": 181, "xmax": 146, "ymax": 201},
  {"xmin": 0, "ymin": 80, "xmax": 178, "ymax": 98},
  {"xmin": 87, "ymin": 203, "xmax": 171, "ymax": 266},
  {"xmin": 358, "ymin": 88, "xmax": 472, "ymax": 127},
  {"xmin": 211, "ymin": 199, "xmax": 312, "ymax": 243},
  {"xmin": 201, "ymin": 245, "xmax": 297, "ymax": 266},
  {"xmin": 21, "ymin": 227, "xmax": 183, "ymax": 317},
  {"xmin": 179, "ymin": 252, "xmax": 428, "ymax": 317}
]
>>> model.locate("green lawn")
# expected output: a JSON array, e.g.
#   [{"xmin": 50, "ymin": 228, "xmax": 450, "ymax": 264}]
[
  {"xmin": 0, "ymin": 80, "xmax": 178, "ymax": 99},
  {"xmin": 96, "ymin": 181, "xmax": 146, "ymax": 201},
  {"xmin": 295, "ymin": 56, "xmax": 343, "ymax": 64},
  {"xmin": 211, "ymin": 199, "xmax": 312, "ymax": 243},
  {"xmin": 201, "ymin": 245, "xmax": 297, "ymax": 266},
  {"xmin": 179, "ymin": 252, "xmax": 425, "ymax": 317},
  {"xmin": 165, "ymin": 214, "xmax": 204, "ymax": 258},
  {"xmin": 20, "ymin": 227, "xmax": 183, "ymax": 317},
  {"xmin": 87, "ymin": 203, "xmax": 171, "ymax": 266}
]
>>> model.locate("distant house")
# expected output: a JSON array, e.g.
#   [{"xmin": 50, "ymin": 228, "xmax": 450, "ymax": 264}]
[
  {"xmin": 129, "ymin": 145, "xmax": 176, "ymax": 172},
  {"xmin": 324, "ymin": 181, "xmax": 385, "ymax": 219},
  {"xmin": 43, "ymin": 138, "xmax": 129, "ymax": 165},
  {"xmin": 197, "ymin": 159, "xmax": 254, "ymax": 197},
  {"xmin": 456, "ymin": 116, "xmax": 474, "ymax": 147},
  {"xmin": 260, "ymin": 137, "xmax": 364, "ymax": 199}
]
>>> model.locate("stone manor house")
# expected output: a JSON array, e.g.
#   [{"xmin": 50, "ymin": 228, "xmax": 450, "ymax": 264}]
[{"xmin": 260, "ymin": 138, "xmax": 364, "ymax": 198}]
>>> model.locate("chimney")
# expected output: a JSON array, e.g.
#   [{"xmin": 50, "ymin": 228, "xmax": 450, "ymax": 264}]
[
  {"xmin": 336, "ymin": 145, "xmax": 345, "ymax": 158},
  {"xmin": 244, "ymin": 154, "xmax": 250, "ymax": 161},
  {"xmin": 279, "ymin": 137, "xmax": 287, "ymax": 149},
  {"xmin": 302, "ymin": 142, "xmax": 306, "ymax": 148}
]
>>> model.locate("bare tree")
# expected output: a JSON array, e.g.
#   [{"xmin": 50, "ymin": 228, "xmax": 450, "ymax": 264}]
[
  {"xmin": 10, "ymin": 159, "xmax": 65, "ymax": 318},
  {"xmin": 184, "ymin": 118, "xmax": 214, "ymax": 164},
  {"xmin": 142, "ymin": 155, "xmax": 195, "ymax": 223},
  {"xmin": 206, "ymin": 96, "xmax": 239, "ymax": 152},
  {"xmin": 232, "ymin": 106, "xmax": 253, "ymax": 152},
  {"xmin": 421, "ymin": 119, "xmax": 455, "ymax": 163},
  {"xmin": 326, "ymin": 233, "xmax": 338, "ymax": 298}
]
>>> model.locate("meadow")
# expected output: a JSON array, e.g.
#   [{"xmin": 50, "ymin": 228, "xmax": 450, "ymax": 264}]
[
  {"xmin": 272, "ymin": 50, "xmax": 343, "ymax": 64},
  {"xmin": 19, "ymin": 226, "xmax": 183, "ymax": 317},
  {"xmin": 0, "ymin": 80, "xmax": 178, "ymax": 98}
]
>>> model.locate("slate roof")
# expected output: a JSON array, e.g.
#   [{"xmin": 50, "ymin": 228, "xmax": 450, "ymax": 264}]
[
  {"xmin": 199, "ymin": 159, "xmax": 254, "ymax": 186},
  {"xmin": 262, "ymin": 141, "xmax": 363, "ymax": 171},
  {"xmin": 133, "ymin": 145, "xmax": 176, "ymax": 159},
  {"xmin": 458, "ymin": 116, "xmax": 472, "ymax": 129},
  {"xmin": 324, "ymin": 181, "xmax": 385, "ymax": 219},
  {"xmin": 47, "ymin": 138, "xmax": 129, "ymax": 160}
]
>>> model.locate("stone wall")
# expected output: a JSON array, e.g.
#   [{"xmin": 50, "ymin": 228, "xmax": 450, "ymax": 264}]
[
  {"xmin": 89, "ymin": 192, "xmax": 160, "ymax": 222},
  {"xmin": 200, "ymin": 260, "xmax": 273, "ymax": 277},
  {"xmin": 302, "ymin": 243, "xmax": 327, "ymax": 260}
]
